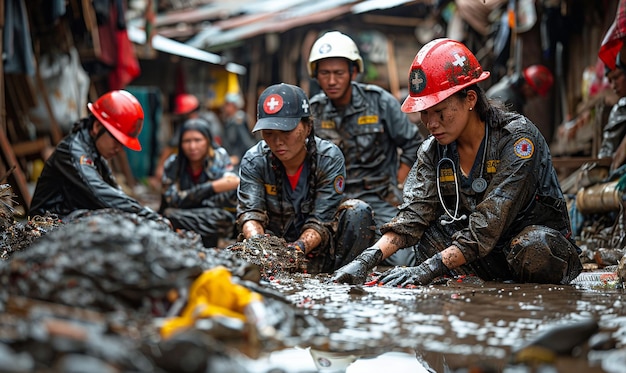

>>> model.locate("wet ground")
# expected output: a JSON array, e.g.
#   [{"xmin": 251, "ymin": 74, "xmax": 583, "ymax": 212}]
[
  {"xmin": 241, "ymin": 271, "xmax": 626, "ymax": 373},
  {"xmin": 2, "ymin": 186, "xmax": 626, "ymax": 372}
]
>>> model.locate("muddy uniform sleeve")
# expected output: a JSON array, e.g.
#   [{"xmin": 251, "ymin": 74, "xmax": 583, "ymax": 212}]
[
  {"xmin": 380, "ymin": 138, "xmax": 441, "ymax": 247},
  {"xmin": 59, "ymin": 134, "xmax": 159, "ymax": 219},
  {"xmin": 452, "ymin": 127, "xmax": 539, "ymax": 263},
  {"xmin": 302, "ymin": 139, "xmax": 346, "ymax": 247},
  {"xmin": 598, "ymin": 99, "xmax": 626, "ymax": 159},
  {"xmin": 236, "ymin": 143, "xmax": 270, "ymax": 229}
]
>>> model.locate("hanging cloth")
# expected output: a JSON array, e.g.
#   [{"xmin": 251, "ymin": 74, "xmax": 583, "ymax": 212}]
[
  {"xmin": 3, "ymin": 0, "xmax": 36, "ymax": 75},
  {"xmin": 599, "ymin": 0, "xmax": 626, "ymax": 70}
]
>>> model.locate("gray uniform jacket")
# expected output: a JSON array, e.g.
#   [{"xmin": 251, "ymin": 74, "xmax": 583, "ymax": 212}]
[
  {"xmin": 237, "ymin": 137, "xmax": 346, "ymax": 248},
  {"xmin": 598, "ymin": 97, "xmax": 626, "ymax": 159},
  {"xmin": 382, "ymin": 109, "xmax": 572, "ymax": 264},
  {"xmin": 310, "ymin": 82, "xmax": 422, "ymax": 201},
  {"xmin": 30, "ymin": 120, "xmax": 159, "ymax": 220}
]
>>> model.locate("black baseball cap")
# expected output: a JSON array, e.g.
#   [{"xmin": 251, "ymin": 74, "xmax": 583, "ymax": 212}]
[{"xmin": 252, "ymin": 83, "xmax": 311, "ymax": 133}]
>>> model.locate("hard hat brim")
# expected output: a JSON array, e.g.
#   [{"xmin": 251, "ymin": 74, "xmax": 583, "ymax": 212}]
[{"xmin": 401, "ymin": 71, "xmax": 490, "ymax": 113}]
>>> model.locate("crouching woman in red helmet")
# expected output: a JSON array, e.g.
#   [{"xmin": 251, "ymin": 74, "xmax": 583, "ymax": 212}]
[
  {"xmin": 29, "ymin": 90, "xmax": 164, "ymax": 223},
  {"xmin": 331, "ymin": 39, "xmax": 582, "ymax": 286}
]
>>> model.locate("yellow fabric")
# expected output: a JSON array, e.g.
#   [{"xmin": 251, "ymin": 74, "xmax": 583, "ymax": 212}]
[{"xmin": 160, "ymin": 266, "xmax": 263, "ymax": 339}]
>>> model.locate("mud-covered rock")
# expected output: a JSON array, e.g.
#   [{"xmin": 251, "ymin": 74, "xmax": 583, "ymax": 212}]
[{"xmin": 0, "ymin": 209, "xmax": 243, "ymax": 314}]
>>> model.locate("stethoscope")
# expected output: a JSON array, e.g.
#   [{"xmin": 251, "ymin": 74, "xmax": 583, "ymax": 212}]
[{"xmin": 436, "ymin": 125, "xmax": 489, "ymax": 225}]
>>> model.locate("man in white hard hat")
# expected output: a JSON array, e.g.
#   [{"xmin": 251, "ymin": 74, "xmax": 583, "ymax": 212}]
[{"xmin": 308, "ymin": 30, "xmax": 424, "ymax": 266}]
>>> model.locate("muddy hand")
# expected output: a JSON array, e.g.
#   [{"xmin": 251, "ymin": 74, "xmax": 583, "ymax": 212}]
[
  {"xmin": 330, "ymin": 246, "xmax": 382, "ymax": 284},
  {"xmin": 286, "ymin": 240, "xmax": 305, "ymax": 253},
  {"xmin": 378, "ymin": 253, "xmax": 446, "ymax": 287}
]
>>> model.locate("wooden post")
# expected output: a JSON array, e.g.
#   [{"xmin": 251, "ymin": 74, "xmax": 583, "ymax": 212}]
[{"xmin": 386, "ymin": 37, "xmax": 400, "ymax": 100}]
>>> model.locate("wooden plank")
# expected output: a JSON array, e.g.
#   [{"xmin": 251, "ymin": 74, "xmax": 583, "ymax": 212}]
[
  {"xmin": 551, "ymin": 157, "xmax": 612, "ymax": 170},
  {"xmin": 11, "ymin": 138, "xmax": 50, "ymax": 157},
  {"xmin": 387, "ymin": 37, "xmax": 400, "ymax": 100}
]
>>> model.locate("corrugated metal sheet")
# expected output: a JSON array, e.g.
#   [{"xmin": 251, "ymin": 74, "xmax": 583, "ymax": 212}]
[
  {"xmin": 134, "ymin": 0, "xmax": 427, "ymax": 51},
  {"xmin": 128, "ymin": 26, "xmax": 247, "ymax": 74},
  {"xmin": 188, "ymin": 1, "xmax": 359, "ymax": 49}
]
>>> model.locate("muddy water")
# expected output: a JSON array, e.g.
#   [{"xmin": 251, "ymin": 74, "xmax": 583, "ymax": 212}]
[{"xmin": 245, "ymin": 273, "xmax": 626, "ymax": 373}]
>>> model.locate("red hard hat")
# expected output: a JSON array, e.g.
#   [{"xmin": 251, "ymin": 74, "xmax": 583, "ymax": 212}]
[
  {"xmin": 173, "ymin": 93, "xmax": 199, "ymax": 115},
  {"xmin": 401, "ymin": 38, "xmax": 490, "ymax": 113},
  {"xmin": 88, "ymin": 90, "xmax": 144, "ymax": 151},
  {"xmin": 523, "ymin": 65, "xmax": 554, "ymax": 96}
]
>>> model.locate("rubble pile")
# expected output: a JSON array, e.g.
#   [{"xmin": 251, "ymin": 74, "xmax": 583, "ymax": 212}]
[
  {"xmin": 1, "ymin": 184, "xmax": 64, "ymax": 260},
  {"xmin": 0, "ymin": 210, "xmax": 329, "ymax": 372},
  {"xmin": 226, "ymin": 235, "xmax": 307, "ymax": 279},
  {"xmin": 576, "ymin": 213, "xmax": 626, "ymax": 270},
  {"xmin": 1, "ymin": 209, "xmax": 242, "ymax": 313}
]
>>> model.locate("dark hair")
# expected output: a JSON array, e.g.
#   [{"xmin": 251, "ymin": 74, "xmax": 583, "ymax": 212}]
[
  {"xmin": 173, "ymin": 118, "xmax": 215, "ymax": 184},
  {"xmin": 453, "ymin": 84, "xmax": 502, "ymax": 121},
  {"xmin": 269, "ymin": 117, "xmax": 317, "ymax": 231}
]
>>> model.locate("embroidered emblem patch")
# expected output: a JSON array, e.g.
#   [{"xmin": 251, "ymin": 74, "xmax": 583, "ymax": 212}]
[
  {"xmin": 409, "ymin": 68, "xmax": 427, "ymax": 95},
  {"xmin": 513, "ymin": 138, "xmax": 534, "ymax": 159},
  {"xmin": 334, "ymin": 175, "xmax": 345, "ymax": 194},
  {"xmin": 263, "ymin": 94, "xmax": 283, "ymax": 114},
  {"xmin": 79, "ymin": 155, "xmax": 94, "ymax": 167}
]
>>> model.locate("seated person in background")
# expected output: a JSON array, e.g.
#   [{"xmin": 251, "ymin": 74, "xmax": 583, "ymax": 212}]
[
  {"xmin": 486, "ymin": 64, "xmax": 554, "ymax": 115},
  {"xmin": 599, "ymin": 61, "xmax": 626, "ymax": 171},
  {"xmin": 159, "ymin": 118, "xmax": 239, "ymax": 248},
  {"xmin": 153, "ymin": 93, "xmax": 224, "ymax": 187},
  {"xmin": 237, "ymin": 83, "xmax": 375, "ymax": 274},
  {"xmin": 29, "ymin": 90, "xmax": 163, "ymax": 223}
]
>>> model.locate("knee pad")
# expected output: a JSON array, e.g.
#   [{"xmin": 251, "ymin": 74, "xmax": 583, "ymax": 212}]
[
  {"xmin": 338, "ymin": 198, "xmax": 374, "ymax": 221},
  {"xmin": 507, "ymin": 225, "xmax": 582, "ymax": 284}
]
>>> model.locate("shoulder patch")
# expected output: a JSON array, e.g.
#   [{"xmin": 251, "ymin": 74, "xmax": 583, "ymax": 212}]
[
  {"xmin": 513, "ymin": 138, "xmax": 534, "ymax": 159},
  {"xmin": 334, "ymin": 175, "xmax": 345, "ymax": 194},
  {"xmin": 79, "ymin": 155, "xmax": 95, "ymax": 167}
]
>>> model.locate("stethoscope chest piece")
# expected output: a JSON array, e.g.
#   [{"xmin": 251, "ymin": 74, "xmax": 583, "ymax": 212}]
[{"xmin": 472, "ymin": 177, "xmax": 488, "ymax": 193}]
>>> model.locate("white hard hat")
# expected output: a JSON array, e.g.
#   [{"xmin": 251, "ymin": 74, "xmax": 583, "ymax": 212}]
[{"xmin": 308, "ymin": 31, "xmax": 363, "ymax": 77}]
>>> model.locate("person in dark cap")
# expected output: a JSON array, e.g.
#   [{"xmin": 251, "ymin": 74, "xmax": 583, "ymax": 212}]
[
  {"xmin": 236, "ymin": 83, "xmax": 376, "ymax": 273},
  {"xmin": 159, "ymin": 118, "xmax": 239, "ymax": 247}
]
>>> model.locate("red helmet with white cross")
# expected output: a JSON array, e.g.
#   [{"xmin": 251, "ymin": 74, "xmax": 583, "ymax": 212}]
[{"xmin": 401, "ymin": 38, "xmax": 490, "ymax": 113}]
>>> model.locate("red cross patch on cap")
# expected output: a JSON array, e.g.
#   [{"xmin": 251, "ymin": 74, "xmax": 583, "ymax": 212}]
[{"xmin": 263, "ymin": 94, "xmax": 283, "ymax": 114}]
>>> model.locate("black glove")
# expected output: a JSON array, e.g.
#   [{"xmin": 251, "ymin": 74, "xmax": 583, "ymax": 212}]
[
  {"xmin": 377, "ymin": 253, "xmax": 447, "ymax": 287},
  {"xmin": 330, "ymin": 246, "xmax": 383, "ymax": 285}
]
